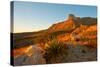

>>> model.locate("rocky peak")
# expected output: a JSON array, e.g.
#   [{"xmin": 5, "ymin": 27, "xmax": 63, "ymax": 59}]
[
  {"xmin": 48, "ymin": 14, "xmax": 77, "ymax": 32},
  {"xmin": 68, "ymin": 14, "xmax": 76, "ymax": 20}
]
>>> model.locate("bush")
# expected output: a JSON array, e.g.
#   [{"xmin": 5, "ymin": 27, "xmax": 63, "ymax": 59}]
[{"xmin": 44, "ymin": 39, "xmax": 67, "ymax": 63}]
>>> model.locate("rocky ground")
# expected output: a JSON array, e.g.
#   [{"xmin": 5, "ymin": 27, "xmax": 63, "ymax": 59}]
[
  {"xmin": 14, "ymin": 45, "xmax": 46, "ymax": 66},
  {"xmin": 13, "ymin": 44, "xmax": 97, "ymax": 66}
]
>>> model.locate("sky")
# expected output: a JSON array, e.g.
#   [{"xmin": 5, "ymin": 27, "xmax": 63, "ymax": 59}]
[{"xmin": 13, "ymin": 1, "xmax": 97, "ymax": 33}]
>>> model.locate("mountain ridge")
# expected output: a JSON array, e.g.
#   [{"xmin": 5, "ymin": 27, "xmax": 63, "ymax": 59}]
[{"xmin": 12, "ymin": 14, "xmax": 97, "ymax": 49}]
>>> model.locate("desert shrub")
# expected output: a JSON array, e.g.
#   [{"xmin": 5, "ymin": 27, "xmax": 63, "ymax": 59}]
[{"xmin": 44, "ymin": 39, "xmax": 67, "ymax": 63}]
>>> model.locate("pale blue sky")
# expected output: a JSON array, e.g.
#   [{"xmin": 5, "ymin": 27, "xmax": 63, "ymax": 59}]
[{"xmin": 13, "ymin": 1, "xmax": 97, "ymax": 33}]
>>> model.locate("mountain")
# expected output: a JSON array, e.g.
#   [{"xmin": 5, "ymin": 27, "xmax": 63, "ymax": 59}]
[
  {"xmin": 12, "ymin": 14, "xmax": 97, "ymax": 49},
  {"xmin": 48, "ymin": 14, "xmax": 97, "ymax": 33},
  {"xmin": 42, "ymin": 14, "xmax": 97, "ymax": 49}
]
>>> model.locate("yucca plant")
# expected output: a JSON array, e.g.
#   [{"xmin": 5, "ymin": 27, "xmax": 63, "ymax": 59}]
[{"xmin": 44, "ymin": 39, "xmax": 67, "ymax": 63}]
